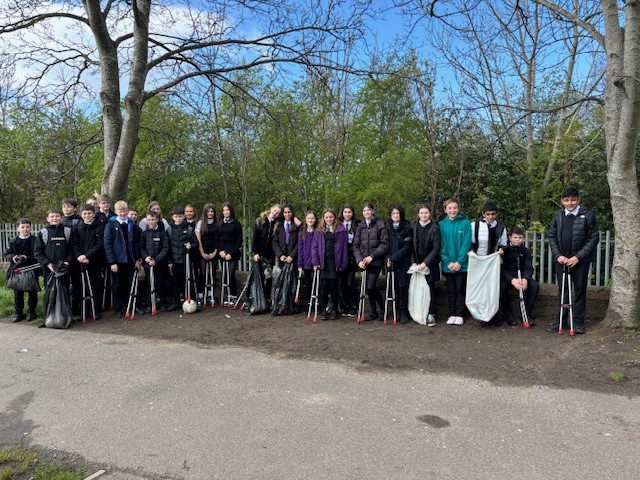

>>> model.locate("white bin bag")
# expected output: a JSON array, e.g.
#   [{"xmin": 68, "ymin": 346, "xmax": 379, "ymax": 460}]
[
  {"xmin": 465, "ymin": 251, "xmax": 501, "ymax": 321},
  {"xmin": 408, "ymin": 265, "xmax": 431, "ymax": 325}
]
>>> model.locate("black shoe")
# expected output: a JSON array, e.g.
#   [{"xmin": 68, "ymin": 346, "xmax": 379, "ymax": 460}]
[
  {"xmin": 574, "ymin": 322, "xmax": 586, "ymax": 334},
  {"xmin": 330, "ymin": 311, "xmax": 339, "ymax": 320},
  {"xmin": 348, "ymin": 306, "xmax": 357, "ymax": 316},
  {"xmin": 166, "ymin": 303, "xmax": 180, "ymax": 312},
  {"xmin": 25, "ymin": 312, "xmax": 37, "ymax": 322},
  {"xmin": 505, "ymin": 313, "xmax": 519, "ymax": 327},
  {"xmin": 13, "ymin": 313, "xmax": 25, "ymax": 323},
  {"xmin": 546, "ymin": 322, "xmax": 560, "ymax": 333},
  {"xmin": 115, "ymin": 311, "xmax": 123, "ymax": 318},
  {"xmin": 482, "ymin": 317, "xmax": 503, "ymax": 327},
  {"xmin": 365, "ymin": 312, "xmax": 379, "ymax": 321},
  {"xmin": 322, "ymin": 312, "xmax": 331, "ymax": 321}
]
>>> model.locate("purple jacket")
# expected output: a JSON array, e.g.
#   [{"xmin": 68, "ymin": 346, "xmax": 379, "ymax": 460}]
[
  {"xmin": 311, "ymin": 224, "xmax": 348, "ymax": 270},
  {"xmin": 297, "ymin": 230, "xmax": 318, "ymax": 270}
]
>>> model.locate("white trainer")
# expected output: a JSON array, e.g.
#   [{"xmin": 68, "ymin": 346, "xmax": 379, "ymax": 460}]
[
  {"xmin": 454, "ymin": 316, "xmax": 464, "ymax": 325},
  {"xmin": 427, "ymin": 314, "xmax": 436, "ymax": 327},
  {"xmin": 446, "ymin": 316, "xmax": 456, "ymax": 325}
]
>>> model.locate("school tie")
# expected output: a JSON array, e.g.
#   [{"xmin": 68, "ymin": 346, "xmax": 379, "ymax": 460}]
[{"xmin": 285, "ymin": 222, "xmax": 290, "ymax": 245}]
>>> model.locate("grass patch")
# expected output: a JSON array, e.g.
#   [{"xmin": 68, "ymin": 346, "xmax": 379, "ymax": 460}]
[
  {"xmin": 0, "ymin": 273, "xmax": 45, "ymax": 319},
  {"xmin": 0, "ymin": 445, "xmax": 87, "ymax": 480},
  {"xmin": 609, "ymin": 371, "xmax": 625, "ymax": 383}
]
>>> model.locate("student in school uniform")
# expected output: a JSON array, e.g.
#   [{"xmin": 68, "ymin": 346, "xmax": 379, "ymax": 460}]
[{"xmin": 353, "ymin": 203, "xmax": 389, "ymax": 321}]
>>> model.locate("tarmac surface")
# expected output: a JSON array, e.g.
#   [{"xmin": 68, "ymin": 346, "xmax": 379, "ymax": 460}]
[{"xmin": 1, "ymin": 321, "xmax": 639, "ymax": 479}]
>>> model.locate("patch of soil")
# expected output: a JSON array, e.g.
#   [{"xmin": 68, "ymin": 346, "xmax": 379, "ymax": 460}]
[{"xmin": 58, "ymin": 294, "xmax": 640, "ymax": 397}]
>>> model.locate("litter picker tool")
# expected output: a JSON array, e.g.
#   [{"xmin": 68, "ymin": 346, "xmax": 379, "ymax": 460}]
[
  {"xmin": 558, "ymin": 265, "xmax": 574, "ymax": 336},
  {"xmin": 234, "ymin": 261, "xmax": 253, "ymax": 310},
  {"xmin": 356, "ymin": 269, "xmax": 367, "ymax": 324},
  {"xmin": 12, "ymin": 263, "xmax": 41, "ymax": 274},
  {"xmin": 182, "ymin": 252, "xmax": 197, "ymax": 313},
  {"xmin": 125, "ymin": 268, "xmax": 139, "ymax": 320},
  {"xmin": 102, "ymin": 268, "xmax": 113, "ymax": 311},
  {"xmin": 220, "ymin": 260, "xmax": 232, "ymax": 310},
  {"xmin": 294, "ymin": 268, "xmax": 303, "ymax": 304},
  {"xmin": 149, "ymin": 265, "xmax": 157, "ymax": 316},
  {"xmin": 306, "ymin": 269, "xmax": 320, "ymax": 324},
  {"xmin": 383, "ymin": 268, "xmax": 397, "ymax": 325},
  {"xmin": 517, "ymin": 256, "xmax": 530, "ymax": 329},
  {"xmin": 80, "ymin": 266, "xmax": 96, "ymax": 323},
  {"xmin": 203, "ymin": 259, "xmax": 216, "ymax": 308}
]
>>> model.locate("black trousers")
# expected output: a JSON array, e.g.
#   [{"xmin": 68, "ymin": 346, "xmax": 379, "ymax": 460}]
[
  {"xmin": 111, "ymin": 262, "xmax": 135, "ymax": 314},
  {"xmin": 364, "ymin": 265, "xmax": 383, "ymax": 313},
  {"xmin": 14, "ymin": 290, "xmax": 38, "ymax": 316},
  {"xmin": 444, "ymin": 272, "xmax": 467, "ymax": 316},
  {"xmin": 338, "ymin": 267, "xmax": 357, "ymax": 309},
  {"xmin": 501, "ymin": 277, "xmax": 539, "ymax": 318},
  {"xmin": 79, "ymin": 267, "xmax": 103, "ymax": 318}
]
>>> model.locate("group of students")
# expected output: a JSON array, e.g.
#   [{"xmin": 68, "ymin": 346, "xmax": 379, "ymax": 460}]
[{"xmin": 4, "ymin": 188, "xmax": 599, "ymax": 333}]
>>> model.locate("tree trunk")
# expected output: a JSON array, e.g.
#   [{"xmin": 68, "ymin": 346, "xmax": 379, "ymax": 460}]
[
  {"xmin": 600, "ymin": 0, "xmax": 640, "ymax": 327},
  {"xmin": 97, "ymin": 0, "xmax": 151, "ymax": 200}
]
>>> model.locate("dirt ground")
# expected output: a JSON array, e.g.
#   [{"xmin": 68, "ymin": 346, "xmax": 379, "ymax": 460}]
[{"xmin": 10, "ymin": 284, "xmax": 635, "ymax": 398}]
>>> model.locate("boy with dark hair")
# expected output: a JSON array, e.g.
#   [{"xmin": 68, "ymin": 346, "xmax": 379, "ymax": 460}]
[
  {"xmin": 103, "ymin": 201, "xmax": 140, "ymax": 318},
  {"xmin": 471, "ymin": 202, "xmax": 507, "ymax": 256},
  {"xmin": 547, "ymin": 188, "xmax": 599, "ymax": 334},
  {"xmin": 34, "ymin": 208, "xmax": 74, "ymax": 327},
  {"xmin": 72, "ymin": 204, "xmax": 105, "ymax": 320},
  {"xmin": 62, "ymin": 199, "xmax": 81, "ymax": 228},
  {"xmin": 139, "ymin": 211, "xmax": 170, "ymax": 313},
  {"xmin": 4, "ymin": 218, "xmax": 39, "ymax": 322},
  {"xmin": 167, "ymin": 206, "xmax": 199, "ymax": 311},
  {"xmin": 500, "ymin": 228, "xmax": 539, "ymax": 326},
  {"xmin": 470, "ymin": 201, "xmax": 510, "ymax": 326},
  {"xmin": 128, "ymin": 207, "xmax": 139, "ymax": 224}
]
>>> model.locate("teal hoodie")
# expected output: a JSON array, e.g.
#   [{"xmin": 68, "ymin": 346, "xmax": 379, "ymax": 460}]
[{"xmin": 439, "ymin": 213, "xmax": 472, "ymax": 273}]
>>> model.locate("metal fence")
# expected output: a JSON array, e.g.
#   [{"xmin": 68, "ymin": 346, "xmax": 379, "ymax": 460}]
[
  {"xmin": 1, "ymin": 223, "xmax": 613, "ymax": 286},
  {"xmin": 524, "ymin": 231, "xmax": 613, "ymax": 287}
]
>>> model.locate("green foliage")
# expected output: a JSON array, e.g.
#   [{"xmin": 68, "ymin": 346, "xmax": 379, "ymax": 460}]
[
  {"xmin": 0, "ymin": 52, "xmax": 616, "ymax": 234},
  {"xmin": 0, "ymin": 445, "xmax": 86, "ymax": 480},
  {"xmin": 0, "ymin": 107, "xmax": 101, "ymax": 222},
  {"xmin": 608, "ymin": 371, "xmax": 625, "ymax": 382}
]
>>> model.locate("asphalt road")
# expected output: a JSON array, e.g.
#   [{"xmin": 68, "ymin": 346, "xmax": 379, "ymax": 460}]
[{"xmin": 1, "ymin": 322, "xmax": 638, "ymax": 479}]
